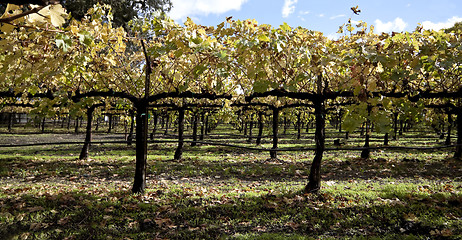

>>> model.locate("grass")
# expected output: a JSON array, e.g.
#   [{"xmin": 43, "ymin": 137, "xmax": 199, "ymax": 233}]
[{"xmin": 0, "ymin": 124, "xmax": 461, "ymax": 239}]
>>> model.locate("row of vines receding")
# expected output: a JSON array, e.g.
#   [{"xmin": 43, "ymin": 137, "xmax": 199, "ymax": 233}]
[{"xmin": 1, "ymin": 3, "xmax": 461, "ymax": 193}]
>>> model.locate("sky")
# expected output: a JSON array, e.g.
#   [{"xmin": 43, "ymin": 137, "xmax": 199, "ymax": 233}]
[{"xmin": 166, "ymin": 0, "xmax": 462, "ymax": 37}]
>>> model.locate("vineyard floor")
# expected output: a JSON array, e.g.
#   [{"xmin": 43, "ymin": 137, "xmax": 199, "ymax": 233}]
[{"xmin": 0, "ymin": 126, "xmax": 461, "ymax": 239}]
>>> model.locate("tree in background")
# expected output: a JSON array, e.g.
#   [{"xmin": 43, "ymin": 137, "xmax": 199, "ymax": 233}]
[
  {"xmin": 1, "ymin": 0, "xmax": 172, "ymax": 29},
  {"xmin": 62, "ymin": 0, "xmax": 171, "ymax": 28}
]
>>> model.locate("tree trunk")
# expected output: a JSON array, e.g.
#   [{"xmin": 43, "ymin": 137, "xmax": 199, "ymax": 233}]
[
  {"xmin": 399, "ymin": 120, "xmax": 403, "ymax": 136},
  {"xmin": 164, "ymin": 113, "xmax": 170, "ymax": 135},
  {"xmin": 124, "ymin": 118, "xmax": 128, "ymax": 141},
  {"xmin": 361, "ymin": 105, "xmax": 372, "ymax": 159},
  {"xmin": 95, "ymin": 117, "xmax": 99, "ymax": 131},
  {"xmin": 454, "ymin": 109, "xmax": 462, "ymax": 159},
  {"xmin": 132, "ymin": 100, "xmax": 148, "ymax": 194},
  {"xmin": 79, "ymin": 105, "xmax": 98, "ymax": 160},
  {"xmin": 174, "ymin": 108, "xmax": 185, "ymax": 160},
  {"xmin": 107, "ymin": 114, "xmax": 112, "ymax": 133},
  {"xmin": 7, "ymin": 112, "xmax": 13, "ymax": 132},
  {"xmin": 67, "ymin": 115, "xmax": 71, "ymax": 130},
  {"xmin": 150, "ymin": 111, "xmax": 158, "ymax": 141},
  {"xmin": 306, "ymin": 118, "xmax": 310, "ymax": 133},
  {"xmin": 305, "ymin": 99, "xmax": 325, "ymax": 193},
  {"xmin": 297, "ymin": 112, "xmax": 301, "ymax": 140},
  {"xmin": 191, "ymin": 112, "xmax": 198, "ymax": 146},
  {"xmin": 200, "ymin": 111, "xmax": 205, "ymax": 140},
  {"xmin": 256, "ymin": 111, "xmax": 263, "ymax": 146},
  {"xmin": 384, "ymin": 133, "xmax": 389, "ymax": 146},
  {"xmin": 361, "ymin": 121, "xmax": 371, "ymax": 159},
  {"xmin": 361, "ymin": 132, "xmax": 370, "ymax": 159},
  {"xmin": 270, "ymin": 108, "xmax": 279, "ymax": 159},
  {"xmin": 127, "ymin": 111, "xmax": 135, "ymax": 146},
  {"xmin": 247, "ymin": 115, "xmax": 253, "ymax": 143},
  {"xmin": 133, "ymin": 39, "xmax": 151, "ymax": 194},
  {"xmin": 205, "ymin": 114, "xmax": 209, "ymax": 135},
  {"xmin": 393, "ymin": 113, "xmax": 398, "ymax": 140},
  {"xmin": 60, "ymin": 116, "xmax": 65, "ymax": 128},
  {"xmin": 446, "ymin": 112, "xmax": 452, "ymax": 146},
  {"xmin": 74, "ymin": 117, "xmax": 80, "ymax": 134},
  {"xmin": 41, "ymin": 117, "xmax": 46, "ymax": 133}
]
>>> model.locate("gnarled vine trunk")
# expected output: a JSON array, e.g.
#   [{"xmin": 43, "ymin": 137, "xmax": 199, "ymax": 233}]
[
  {"xmin": 191, "ymin": 111, "xmax": 198, "ymax": 146},
  {"xmin": 174, "ymin": 108, "xmax": 185, "ymax": 160},
  {"xmin": 79, "ymin": 104, "xmax": 102, "ymax": 160},
  {"xmin": 445, "ymin": 111, "xmax": 452, "ymax": 146},
  {"xmin": 127, "ymin": 110, "xmax": 135, "ymax": 145},
  {"xmin": 270, "ymin": 107, "xmax": 279, "ymax": 159},
  {"xmin": 455, "ymin": 108, "xmax": 462, "ymax": 159},
  {"xmin": 256, "ymin": 111, "xmax": 263, "ymax": 146},
  {"xmin": 305, "ymin": 99, "xmax": 325, "ymax": 193}
]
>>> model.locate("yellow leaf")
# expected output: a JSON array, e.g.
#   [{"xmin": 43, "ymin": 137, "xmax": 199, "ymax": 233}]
[
  {"xmin": 27, "ymin": 4, "xmax": 67, "ymax": 27},
  {"xmin": 49, "ymin": 4, "xmax": 67, "ymax": 27},
  {"xmin": 0, "ymin": 4, "xmax": 22, "ymax": 19},
  {"xmin": 0, "ymin": 23, "xmax": 14, "ymax": 33},
  {"xmin": 0, "ymin": 4, "xmax": 23, "ymax": 32},
  {"xmin": 70, "ymin": 25, "xmax": 79, "ymax": 34},
  {"xmin": 441, "ymin": 229, "xmax": 453, "ymax": 237},
  {"xmin": 258, "ymin": 34, "xmax": 270, "ymax": 42}
]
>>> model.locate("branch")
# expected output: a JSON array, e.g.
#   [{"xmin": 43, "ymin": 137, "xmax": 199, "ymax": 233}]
[
  {"xmin": 245, "ymin": 88, "xmax": 355, "ymax": 102},
  {"xmin": 148, "ymin": 91, "xmax": 232, "ymax": 102},
  {"xmin": 0, "ymin": 90, "xmax": 54, "ymax": 99},
  {"xmin": 72, "ymin": 90, "xmax": 137, "ymax": 103},
  {"xmin": 0, "ymin": 6, "xmax": 45, "ymax": 24},
  {"xmin": 71, "ymin": 90, "xmax": 231, "ymax": 104}
]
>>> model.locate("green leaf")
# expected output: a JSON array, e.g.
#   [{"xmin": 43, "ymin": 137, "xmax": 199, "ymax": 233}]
[
  {"xmin": 78, "ymin": 31, "xmax": 93, "ymax": 46},
  {"xmin": 178, "ymin": 82, "xmax": 189, "ymax": 92},
  {"xmin": 258, "ymin": 34, "xmax": 270, "ymax": 42},
  {"xmin": 216, "ymin": 50, "xmax": 227, "ymax": 60},
  {"xmin": 55, "ymin": 34, "xmax": 71, "ymax": 52},
  {"xmin": 174, "ymin": 49, "xmax": 184, "ymax": 58},
  {"xmin": 193, "ymin": 64, "xmax": 207, "ymax": 76},
  {"xmin": 280, "ymin": 22, "xmax": 291, "ymax": 32},
  {"xmin": 342, "ymin": 112, "xmax": 364, "ymax": 133},
  {"xmin": 371, "ymin": 112, "xmax": 392, "ymax": 133},
  {"xmin": 253, "ymin": 80, "xmax": 269, "ymax": 93}
]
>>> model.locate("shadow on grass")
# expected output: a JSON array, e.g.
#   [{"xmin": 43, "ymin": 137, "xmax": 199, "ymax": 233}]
[
  {"xmin": 1, "ymin": 147, "xmax": 460, "ymax": 187},
  {"xmin": 1, "ymin": 182, "xmax": 461, "ymax": 239}
]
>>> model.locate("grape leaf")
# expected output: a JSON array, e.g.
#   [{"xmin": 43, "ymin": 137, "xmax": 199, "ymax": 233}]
[
  {"xmin": 280, "ymin": 22, "xmax": 291, "ymax": 32},
  {"xmin": 253, "ymin": 80, "xmax": 269, "ymax": 93},
  {"xmin": 258, "ymin": 34, "xmax": 270, "ymax": 42},
  {"xmin": 48, "ymin": 4, "xmax": 67, "ymax": 27}
]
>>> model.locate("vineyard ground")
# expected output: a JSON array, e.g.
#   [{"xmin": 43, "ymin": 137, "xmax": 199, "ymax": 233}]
[{"xmin": 0, "ymin": 125, "xmax": 461, "ymax": 239}]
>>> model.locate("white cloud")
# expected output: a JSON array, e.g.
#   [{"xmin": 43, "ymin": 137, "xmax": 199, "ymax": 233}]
[
  {"xmin": 169, "ymin": 0, "xmax": 249, "ymax": 22},
  {"xmin": 374, "ymin": 17, "xmax": 408, "ymax": 33},
  {"xmin": 421, "ymin": 16, "xmax": 462, "ymax": 30},
  {"xmin": 318, "ymin": 13, "xmax": 325, "ymax": 18},
  {"xmin": 330, "ymin": 14, "xmax": 346, "ymax": 20},
  {"xmin": 326, "ymin": 33, "xmax": 341, "ymax": 40},
  {"xmin": 282, "ymin": 0, "xmax": 298, "ymax": 18},
  {"xmin": 297, "ymin": 10, "xmax": 309, "ymax": 21}
]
